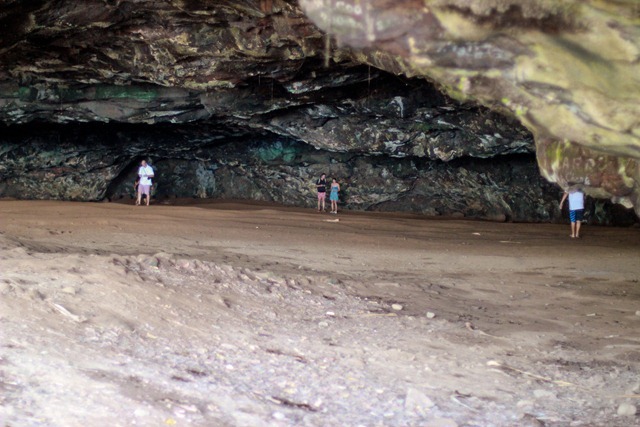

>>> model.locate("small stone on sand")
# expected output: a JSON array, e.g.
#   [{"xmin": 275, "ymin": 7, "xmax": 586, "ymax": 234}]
[
  {"xmin": 426, "ymin": 312, "xmax": 435, "ymax": 319},
  {"xmin": 272, "ymin": 411, "xmax": 286, "ymax": 420},
  {"xmin": 617, "ymin": 403, "xmax": 636, "ymax": 416},
  {"xmin": 425, "ymin": 418, "xmax": 458, "ymax": 427},
  {"xmin": 533, "ymin": 389, "xmax": 555, "ymax": 399},
  {"xmin": 391, "ymin": 304, "xmax": 403, "ymax": 311},
  {"xmin": 404, "ymin": 387, "xmax": 435, "ymax": 416}
]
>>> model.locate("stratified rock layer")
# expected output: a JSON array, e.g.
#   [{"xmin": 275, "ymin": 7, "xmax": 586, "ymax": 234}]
[
  {"xmin": 0, "ymin": 121, "xmax": 555, "ymax": 222},
  {"xmin": 2, "ymin": 122, "xmax": 636, "ymax": 224},
  {"xmin": 299, "ymin": 0, "xmax": 640, "ymax": 212}
]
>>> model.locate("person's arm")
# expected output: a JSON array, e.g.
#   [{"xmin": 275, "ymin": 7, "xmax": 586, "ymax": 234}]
[
  {"xmin": 148, "ymin": 167, "xmax": 154, "ymax": 178},
  {"xmin": 559, "ymin": 192, "xmax": 568, "ymax": 208}
]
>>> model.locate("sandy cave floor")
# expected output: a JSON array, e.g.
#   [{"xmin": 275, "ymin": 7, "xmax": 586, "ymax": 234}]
[{"xmin": 0, "ymin": 199, "xmax": 639, "ymax": 427}]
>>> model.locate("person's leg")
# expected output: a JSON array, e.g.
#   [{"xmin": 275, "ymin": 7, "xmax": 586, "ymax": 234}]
[
  {"xmin": 569, "ymin": 210, "xmax": 576, "ymax": 237},
  {"xmin": 574, "ymin": 209, "xmax": 584, "ymax": 237},
  {"xmin": 140, "ymin": 185, "xmax": 150, "ymax": 206},
  {"xmin": 317, "ymin": 194, "xmax": 321, "ymax": 211},
  {"xmin": 136, "ymin": 189, "xmax": 142, "ymax": 206}
]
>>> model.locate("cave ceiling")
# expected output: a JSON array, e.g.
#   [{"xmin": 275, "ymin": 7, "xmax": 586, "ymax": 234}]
[
  {"xmin": 299, "ymin": 0, "xmax": 640, "ymax": 211},
  {"xmin": 0, "ymin": 0, "xmax": 638, "ymax": 213}
]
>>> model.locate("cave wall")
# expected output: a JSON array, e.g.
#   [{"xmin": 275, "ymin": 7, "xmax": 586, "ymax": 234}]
[
  {"xmin": 1, "ymin": 63, "xmax": 564, "ymax": 222},
  {"xmin": 0, "ymin": 121, "xmax": 554, "ymax": 221},
  {"xmin": 1, "ymin": 121, "xmax": 636, "ymax": 224}
]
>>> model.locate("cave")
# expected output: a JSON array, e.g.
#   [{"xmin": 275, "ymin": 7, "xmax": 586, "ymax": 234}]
[
  {"xmin": 1, "ymin": 0, "xmax": 638, "ymax": 223},
  {"xmin": 1, "ymin": 1, "xmax": 640, "ymax": 426}
]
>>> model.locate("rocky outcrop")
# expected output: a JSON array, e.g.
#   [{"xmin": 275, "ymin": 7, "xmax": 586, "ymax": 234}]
[
  {"xmin": 0, "ymin": 0, "xmax": 637, "ymax": 223},
  {"xmin": 299, "ymin": 0, "xmax": 640, "ymax": 212},
  {"xmin": 0, "ymin": 121, "xmax": 553, "ymax": 221},
  {"xmin": 2, "ymin": 121, "xmax": 636, "ymax": 224}
]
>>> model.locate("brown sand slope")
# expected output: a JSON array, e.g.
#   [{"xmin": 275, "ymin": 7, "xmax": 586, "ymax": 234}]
[{"xmin": 1, "ymin": 200, "xmax": 639, "ymax": 426}]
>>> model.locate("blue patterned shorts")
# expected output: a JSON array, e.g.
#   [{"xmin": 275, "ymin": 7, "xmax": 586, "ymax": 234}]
[{"xmin": 569, "ymin": 209, "xmax": 584, "ymax": 223}]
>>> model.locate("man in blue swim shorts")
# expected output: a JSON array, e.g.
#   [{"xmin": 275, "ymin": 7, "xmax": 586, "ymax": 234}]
[{"xmin": 560, "ymin": 188, "xmax": 585, "ymax": 238}]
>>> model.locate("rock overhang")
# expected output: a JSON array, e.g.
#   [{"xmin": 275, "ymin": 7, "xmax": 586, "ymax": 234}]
[
  {"xmin": 0, "ymin": 0, "xmax": 638, "ymax": 218},
  {"xmin": 299, "ymin": 0, "xmax": 640, "ymax": 212}
]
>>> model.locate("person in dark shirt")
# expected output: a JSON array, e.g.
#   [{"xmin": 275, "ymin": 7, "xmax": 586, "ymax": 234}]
[{"xmin": 316, "ymin": 173, "xmax": 327, "ymax": 212}]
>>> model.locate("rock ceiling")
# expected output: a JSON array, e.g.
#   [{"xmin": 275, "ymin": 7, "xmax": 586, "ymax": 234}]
[{"xmin": 299, "ymin": 0, "xmax": 640, "ymax": 211}]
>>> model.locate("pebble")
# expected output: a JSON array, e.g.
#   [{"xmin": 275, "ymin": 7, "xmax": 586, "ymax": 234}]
[
  {"xmin": 405, "ymin": 387, "xmax": 435, "ymax": 416},
  {"xmin": 272, "ymin": 411, "xmax": 286, "ymax": 420},
  {"xmin": 426, "ymin": 312, "xmax": 435, "ymax": 319},
  {"xmin": 391, "ymin": 304, "xmax": 403, "ymax": 311},
  {"xmin": 61, "ymin": 286, "xmax": 77, "ymax": 295},
  {"xmin": 520, "ymin": 413, "xmax": 545, "ymax": 427},
  {"xmin": 617, "ymin": 403, "xmax": 636, "ymax": 416},
  {"xmin": 635, "ymin": 310, "xmax": 640, "ymax": 316},
  {"xmin": 517, "ymin": 400, "xmax": 534, "ymax": 410},
  {"xmin": 318, "ymin": 321, "xmax": 329, "ymax": 328},
  {"xmin": 134, "ymin": 408, "xmax": 149, "ymax": 417},
  {"xmin": 425, "ymin": 418, "xmax": 458, "ymax": 427},
  {"xmin": 533, "ymin": 389, "xmax": 556, "ymax": 399}
]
